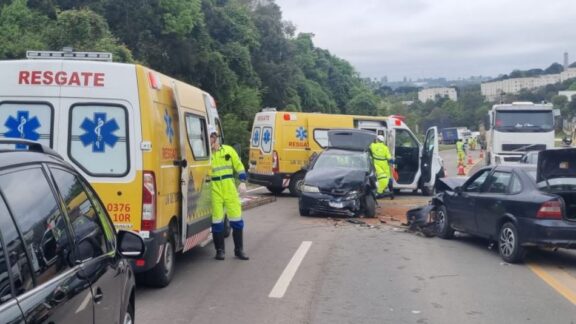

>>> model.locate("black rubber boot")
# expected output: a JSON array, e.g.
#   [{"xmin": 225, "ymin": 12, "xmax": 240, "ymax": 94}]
[
  {"xmin": 233, "ymin": 229, "xmax": 249, "ymax": 260},
  {"xmin": 213, "ymin": 231, "xmax": 225, "ymax": 260}
]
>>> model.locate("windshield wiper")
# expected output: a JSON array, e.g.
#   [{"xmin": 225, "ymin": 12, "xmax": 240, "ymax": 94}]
[{"xmin": 511, "ymin": 144, "xmax": 541, "ymax": 152}]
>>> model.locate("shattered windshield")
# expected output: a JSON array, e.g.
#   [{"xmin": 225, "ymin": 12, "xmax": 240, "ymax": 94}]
[{"xmin": 313, "ymin": 151, "xmax": 370, "ymax": 171}]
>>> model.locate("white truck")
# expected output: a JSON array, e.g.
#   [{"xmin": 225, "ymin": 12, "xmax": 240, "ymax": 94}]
[{"xmin": 485, "ymin": 102, "xmax": 555, "ymax": 165}]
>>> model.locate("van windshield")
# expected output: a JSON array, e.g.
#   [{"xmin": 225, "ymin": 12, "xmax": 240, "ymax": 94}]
[{"xmin": 494, "ymin": 110, "xmax": 553, "ymax": 132}]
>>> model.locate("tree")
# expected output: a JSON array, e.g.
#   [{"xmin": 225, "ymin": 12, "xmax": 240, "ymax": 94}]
[
  {"xmin": 48, "ymin": 9, "xmax": 133, "ymax": 62},
  {"xmin": 0, "ymin": 0, "xmax": 52, "ymax": 59}
]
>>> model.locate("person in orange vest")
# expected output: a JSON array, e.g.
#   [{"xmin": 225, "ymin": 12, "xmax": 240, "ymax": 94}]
[{"xmin": 209, "ymin": 126, "xmax": 249, "ymax": 261}]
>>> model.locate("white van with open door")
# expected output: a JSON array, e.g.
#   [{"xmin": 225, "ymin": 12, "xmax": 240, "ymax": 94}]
[{"xmin": 248, "ymin": 111, "xmax": 443, "ymax": 195}]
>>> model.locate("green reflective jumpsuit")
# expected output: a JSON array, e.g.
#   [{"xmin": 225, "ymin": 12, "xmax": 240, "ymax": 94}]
[
  {"xmin": 370, "ymin": 141, "xmax": 392, "ymax": 194},
  {"xmin": 456, "ymin": 140, "xmax": 465, "ymax": 164},
  {"xmin": 211, "ymin": 144, "xmax": 246, "ymax": 232}
]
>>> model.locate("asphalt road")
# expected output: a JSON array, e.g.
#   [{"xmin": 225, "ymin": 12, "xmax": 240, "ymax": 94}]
[{"xmin": 135, "ymin": 149, "xmax": 576, "ymax": 324}]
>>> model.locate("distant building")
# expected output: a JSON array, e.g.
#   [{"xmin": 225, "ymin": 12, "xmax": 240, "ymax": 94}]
[
  {"xmin": 481, "ymin": 67, "xmax": 576, "ymax": 101},
  {"xmin": 559, "ymin": 90, "xmax": 576, "ymax": 102},
  {"xmin": 417, "ymin": 87, "xmax": 457, "ymax": 102}
]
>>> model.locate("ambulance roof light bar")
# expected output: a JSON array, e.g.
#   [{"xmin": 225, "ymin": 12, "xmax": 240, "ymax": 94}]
[{"xmin": 26, "ymin": 49, "xmax": 113, "ymax": 62}]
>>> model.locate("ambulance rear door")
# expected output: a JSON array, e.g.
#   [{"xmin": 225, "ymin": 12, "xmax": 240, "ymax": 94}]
[
  {"xmin": 420, "ymin": 126, "xmax": 441, "ymax": 191},
  {"xmin": 249, "ymin": 111, "xmax": 275, "ymax": 176},
  {"xmin": 173, "ymin": 82, "xmax": 212, "ymax": 251}
]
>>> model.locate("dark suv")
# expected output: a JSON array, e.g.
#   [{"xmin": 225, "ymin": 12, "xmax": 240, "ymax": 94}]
[{"xmin": 0, "ymin": 139, "xmax": 144, "ymax": 323}]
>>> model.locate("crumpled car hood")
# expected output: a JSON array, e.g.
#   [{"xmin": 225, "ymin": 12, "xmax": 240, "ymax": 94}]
[
  {"xmin": 436, "ymin": 177, "xmax": 467, "ymax": 192},
  {"xmin": 305, "ymin": 168, "xmax": 366, "ymax": 191}
]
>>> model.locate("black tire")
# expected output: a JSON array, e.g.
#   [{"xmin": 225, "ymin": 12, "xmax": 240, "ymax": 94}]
[
  {"xmin": 299, "ymin": 205, "xmax": 310, "ymax": 216},
  {"xmin": 421, "ymin": 185, "xmax": 435, "ymax": 196},
  {"xmin": 266, "ymin": 186, "xmax": 284, "ymax": 195},
  {"xmin": 289, "ymin": 172, "xmax": 306, "ymax": 197},
  {"xmin": 435, "ymin": 205, "xmax": 454, "ymax": 239},
  {"xmin": 499, "ymin": 222, "xmax": 526, "ymax": 263},
  {"xmin": 364, "ymin": 194, "xmax": 376, "ymax": 218},
  {"xmin": 123, "ymin": 297, "xmax": 134, "ymax": 324},
  {"xmin": 223, "ymin": 216, "xmax": 231, "ymax": 238},
  {"xmin": 143, "ymin": 235, "xmax": 175, "ymax": 288}
]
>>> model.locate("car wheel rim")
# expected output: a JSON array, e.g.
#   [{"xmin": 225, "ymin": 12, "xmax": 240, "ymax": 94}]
[
  {"xmin": 500, "ymin": 227, "xmax": 515, "ymax": 257},
  {"xmin": 437, "ymin": 210, "xmax": 446, "ymax": 230},
  {"xmin": 123, "ymin": 310, "xmax": 133, "ymax": 324},
  {"xmin": 164, "ymin": 241, "xmax": 174, "ymax": 276}
]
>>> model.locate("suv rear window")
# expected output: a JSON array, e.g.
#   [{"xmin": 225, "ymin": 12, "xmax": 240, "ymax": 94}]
[{"xmin": 69, "ymin": 104, "xmax": 129, "ymax": 176}]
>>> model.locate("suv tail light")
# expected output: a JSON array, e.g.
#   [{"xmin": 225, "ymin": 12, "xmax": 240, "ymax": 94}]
[
  {"xmin": 141, "ymin": 171, "xmax": 157, "ymax": 230},
  {"xmin": 536, "ymin": 200, "xmax": 562, "ymax": 219},
  {"xmin": 272, "ymin": 150, "xmax": 279, "ymax": 173}
]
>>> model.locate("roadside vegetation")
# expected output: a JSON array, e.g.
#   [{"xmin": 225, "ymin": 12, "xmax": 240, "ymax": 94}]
[{"xmin": 1, "ymin": 0, "xmax": 575, "ymax": 161}]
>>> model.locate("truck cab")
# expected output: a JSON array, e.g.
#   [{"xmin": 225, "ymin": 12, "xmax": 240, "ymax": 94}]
[{"xmin": 485, "ymin": 102, "xmax": 555, "ymax": 165}]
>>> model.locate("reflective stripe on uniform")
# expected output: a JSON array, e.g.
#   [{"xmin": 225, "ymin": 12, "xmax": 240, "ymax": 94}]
[{"xmin": 212, "ymin": 174, "xmax": 234, "ymax": 181}]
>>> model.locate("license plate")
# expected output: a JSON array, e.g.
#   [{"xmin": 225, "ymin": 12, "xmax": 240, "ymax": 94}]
[{"xmin": 329, "ymin": 201, "xmax": 344, "ymax": 208}]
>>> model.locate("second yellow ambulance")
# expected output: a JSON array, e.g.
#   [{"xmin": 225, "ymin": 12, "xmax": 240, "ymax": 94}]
[{"xmin": 248, "ymin": 110, "xmax": 443, "ymax": 196}]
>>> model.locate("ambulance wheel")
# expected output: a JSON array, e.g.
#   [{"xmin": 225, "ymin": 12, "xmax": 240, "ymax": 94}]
[
  {"xmin": 144, "ymin": 236, "xmax": 175, "ymax": 288},
  {"xmin": 289, "ymin": 172, "xmax": 306, "ymax": 197},
  {"xmin": 266, "ymin": 186, "xmax": 285, "ymax": 195}
]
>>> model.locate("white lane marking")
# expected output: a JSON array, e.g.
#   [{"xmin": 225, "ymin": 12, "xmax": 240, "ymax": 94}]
[
  {"xmin": 269, "ymin": 241, "xmax": 312, "ymax": 299},
  {"xmin": 247, "ymin": 186, "xmax": 265, "ymax": 193}
]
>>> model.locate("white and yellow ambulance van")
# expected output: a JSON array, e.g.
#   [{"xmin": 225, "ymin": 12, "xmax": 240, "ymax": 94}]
[
  {"xmin": 0, "ymin": 50, "xmax": 222, "ymax": 287},
  {"xmin": 248, "ymin": 109, "xmax": 443, "ymax": 196}
]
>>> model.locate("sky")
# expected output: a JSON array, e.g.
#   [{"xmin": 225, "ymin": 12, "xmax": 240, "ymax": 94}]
[{"xmin": 274, "ymin": 0, "xmax": 576, "ymax": 81}]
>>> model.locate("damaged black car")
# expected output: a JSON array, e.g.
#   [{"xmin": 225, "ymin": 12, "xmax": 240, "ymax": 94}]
[
  {"xmin": 432, "ymin": 148, "xmax": 576, "ymax": 263},
  {"xmin": 299, "ymin": 129, "xmax": 378, "ymax": 217}
]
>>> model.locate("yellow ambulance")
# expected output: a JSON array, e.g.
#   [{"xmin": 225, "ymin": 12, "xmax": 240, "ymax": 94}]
[
  {"xmin": 248, "ymin": 109, "xmax": 443, "ymax": 196},
  {"xmin": 0, "ymin": 50, "xmax": 222, "ymax": 287}
]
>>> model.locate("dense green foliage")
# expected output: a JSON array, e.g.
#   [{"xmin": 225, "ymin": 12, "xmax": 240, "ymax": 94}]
[
  {"xmin": 0, "ymin": 0, "xmax": 380, "ymax": 159},
  {"xmin": 1, "ymin": 0, "xmax": 575, "ymax": 158}
]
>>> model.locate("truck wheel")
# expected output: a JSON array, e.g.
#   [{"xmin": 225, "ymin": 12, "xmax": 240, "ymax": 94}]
[
  {"xmin": 143, "ymin": 235, "xmax": 175, "ymax": 288},
  {"xmin": 364, "ymin": 195, "xmax": 376, "ymax": 218},
  {"xmin": 289, "ymin": 172, "xmax": 306, "ymax": 197},
  {"xmin": 266, "ymin": 186, "xmax": 284, "ymax": 195}
]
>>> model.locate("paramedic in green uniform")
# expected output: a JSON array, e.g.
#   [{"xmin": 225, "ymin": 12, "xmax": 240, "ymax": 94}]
[
  {"xmin": 456, "ymin": 138, "xmax": 465, "ymax": 165},
  {"xmin": 209, "ymin": 126, "xmax": 249, "ymax": 261},
  {"xmin": 370, "ymin": 135, "xmax": 393, "ymax": 196}
]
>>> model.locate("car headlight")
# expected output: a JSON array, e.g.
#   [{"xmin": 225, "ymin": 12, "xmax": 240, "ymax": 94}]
[
  {"xmin": 346, "ymin": 190, "xmax": 359, "ymax": 197},
  {"xmin": 302, "ymin": 185, "xmax": 320, "ymax": 193}
]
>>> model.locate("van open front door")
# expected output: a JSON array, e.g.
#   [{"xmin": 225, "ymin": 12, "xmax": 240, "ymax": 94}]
[
  {"xmin": 173, "ymin": 82, "xmax": 212, "ymax": 252},
  {"xmin": 420, "ymin": 126, "xmax": 441, "ymax": 195}
]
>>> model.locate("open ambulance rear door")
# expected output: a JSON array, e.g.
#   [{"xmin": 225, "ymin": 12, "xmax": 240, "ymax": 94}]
[{"xmin": 420, "ymin": 126, "xmax": 441, "ymax": 195}]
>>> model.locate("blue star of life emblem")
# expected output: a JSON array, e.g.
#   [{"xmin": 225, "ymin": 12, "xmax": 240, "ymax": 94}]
[
  {"xmin": 263, "ymin": 129, "xmax": 271, "ymax": 144},
  {"xmin": 80, "ymin": 113, "xmax": 119, "ymax": 153},
  {"xmin": 164, "ymin": 110, "xmax": 174, "ymax": 143},
  {"xmin": 252, "ymin": 129, "xmax": 260, "ymax": 145},
  {"xmin": 296, "ymin": 126, "xmax": 307, "ymax": 141},
  {"xmin": 4, "ymin": 111, "xmax": 41, "ymax": 149}
]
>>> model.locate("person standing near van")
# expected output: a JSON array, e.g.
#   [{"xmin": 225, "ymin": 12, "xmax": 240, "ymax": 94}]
[
  {"xmin": 209, "ymin": 126, "xmax": 249, "ymax": 261},
  {"xmin": 370, "ymin": 135, "xmax": 393, "ymax": 197},
  {"xmin": 456, "ymin": 138, "xmax": 465, "ymax": 164}
]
